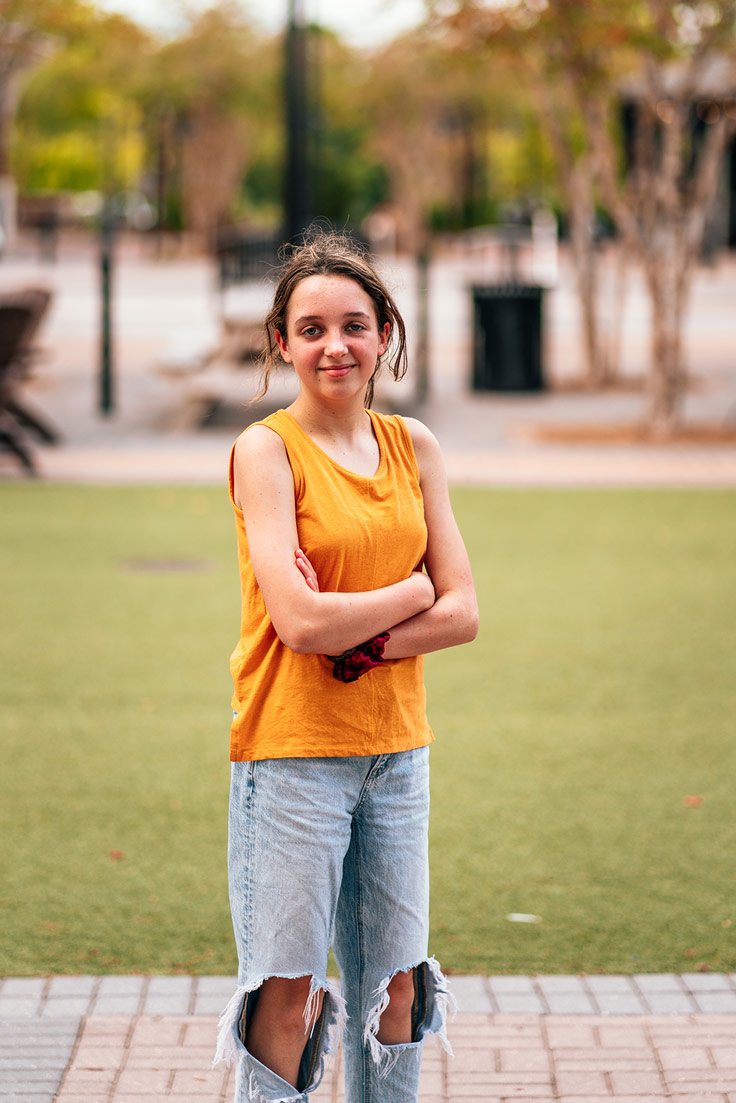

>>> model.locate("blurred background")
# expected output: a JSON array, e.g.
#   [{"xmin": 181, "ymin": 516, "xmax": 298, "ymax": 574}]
[
  {"xmin": 2, "ymin": 1, "xmax": 736, "ymax": 981},
  {"xmin": 1, "ymin": 0, "xmax": 736, "ymax": 481}
]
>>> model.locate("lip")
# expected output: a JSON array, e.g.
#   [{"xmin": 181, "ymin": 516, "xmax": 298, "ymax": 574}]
[{"xmin": 319, "ymin": 365, "xmax": 354, "ymax": 377}]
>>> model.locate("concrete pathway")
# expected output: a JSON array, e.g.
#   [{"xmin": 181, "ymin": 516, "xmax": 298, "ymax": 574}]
[
  {"xmin": 4, "ymin": 974, "xmax": 736, "ymax": 1101},
  {"xmin": 11, "ymin": 429, "xmax": 736, "ymax": 488},
  {"xmin": 1, "ymin": 235, "xmax": 736, "ymax": 487}
]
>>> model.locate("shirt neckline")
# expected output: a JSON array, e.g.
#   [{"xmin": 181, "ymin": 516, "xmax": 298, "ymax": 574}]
[{"xmin": 278, "ymin": 408, "xmax": 387, "ymax": 481}]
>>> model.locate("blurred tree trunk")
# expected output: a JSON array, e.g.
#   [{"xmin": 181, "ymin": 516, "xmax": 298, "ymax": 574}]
[
  {"xmin": 368, "ymin": 115, "xmax": 444, "ymax": 402},
  {"xmin": 135, "ymin": 5, "xmax": 271, "ymax": 249},
  {"xmin": 604, "ymin": 240, "xmax": 630, "ymax": 384},
  {"xmin": 371, "ymin": 133, "xmax": 433, "ymax": 398},
  {"xmin": 587, "ymin": 65, "xmax": 736, "ymax": 432},
  {"xmin": 0, "ymin": 12, "xmax": 55, "ymax": 243},
  {"xmin": 0, "ymin": 17, "xmax": 33, "ymax": 174},
  {"xmin": 414, "ymin": 242, "xmax": 431, "ymax": 403},
  {"xmin": 180, "ymin": 108, "xmax": 248, "ymax": 249},
  {"xmin": 527, "ymin": 68, "xmax": 611, "ymax": 386},
  {"xmin": 567, "ymin": 159, "xmax": 608, "ymax": 385},
  {"xmin": 644, "ymin": 241, "xmax": 687, "ymax": 429}
]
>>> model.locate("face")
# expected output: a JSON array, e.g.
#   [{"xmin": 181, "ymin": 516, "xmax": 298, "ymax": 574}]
[{"xmin": 275, "ymin": 275, "xmax": 390, "ymax": 403}]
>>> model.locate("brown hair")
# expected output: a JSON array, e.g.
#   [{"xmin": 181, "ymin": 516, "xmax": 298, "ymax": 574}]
[{"xmin": 256, "ymin": 229, "xmax": 407, "ymax": 408}]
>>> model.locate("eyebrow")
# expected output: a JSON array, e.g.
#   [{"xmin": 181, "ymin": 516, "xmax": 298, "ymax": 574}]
[{"xmin": 293, "ymin": 311, "xmax": 372, "ymax": 326}]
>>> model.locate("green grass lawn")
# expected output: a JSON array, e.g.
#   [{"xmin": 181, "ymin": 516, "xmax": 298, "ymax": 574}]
[{"xmin": 1, "ymin": 484, "xmax": 735, "ymax": 976}]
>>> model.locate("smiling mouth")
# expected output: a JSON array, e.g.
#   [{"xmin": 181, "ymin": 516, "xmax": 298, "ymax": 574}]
[{"xmin": 319, "ymin": 365, "xmax": 354, "ymax": 375}]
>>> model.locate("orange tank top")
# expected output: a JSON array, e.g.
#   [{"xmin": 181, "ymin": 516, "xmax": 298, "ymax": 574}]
[{"xmin": 228, "ymin": 408, "xmax": 433, "ymax": 761}]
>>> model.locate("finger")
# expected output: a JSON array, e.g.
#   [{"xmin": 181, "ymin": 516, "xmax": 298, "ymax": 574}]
[
  {"xmin": 295, "ymin": 550, "xmax": 319, "ymax": 591},
  {"xmin": 296, "ymin": 549, "xmax": 317, "ymax": 576},
  {"xmin": 295, "ymin": 550, "xmax": 310, "ymax": 573},
  {"xmin": 295, "ymin": 560, "xmax": 315, "ymax": 584}
]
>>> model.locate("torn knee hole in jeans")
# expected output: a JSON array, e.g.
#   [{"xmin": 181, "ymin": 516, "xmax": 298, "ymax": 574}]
[
  {"xmin": 214, "ymin": 974, "xmax": 347, "ymax": 1095},
  {"xmin": 363, "ymin": 957, "xmax": 458, "ymax": 1078}
]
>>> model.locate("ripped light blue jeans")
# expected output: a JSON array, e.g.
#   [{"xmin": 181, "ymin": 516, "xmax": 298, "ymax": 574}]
[{"xmin": 214, "ymin": 746, "xmax": 455, "ymax": 1103}]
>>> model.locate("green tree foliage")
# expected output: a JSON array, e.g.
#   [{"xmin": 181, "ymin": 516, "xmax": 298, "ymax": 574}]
[
  {"xmin": 140, "ymin": 7, "xmax": 378, "ymax": 233},
  {"xmin": 11, "ymin": 2, "xmax": 150, "ymax": 192},
  {"xmin": 134, "ymin": 2, "xmax": 278, "ymax": 240},
  {"xmin": 438, "ymin": 0, "xmax": 736, "ymax": 428},
  {"xmin": 356, "ymin": 22, "xmax": 550, "ymax": 249},
  {"xmin": 13, "ymin": 1, "xmax": 277, "ymax": 236},
  {"xmin": 241, "ymin": 24, "xmax": 391, "ymax": 230},
  {"xmin": 7, "ymin": 1, "xmax": 571, "ymax": 251},
  {"xmin": 139, "ymin": 2, "xmax": 270, "ymax": 119},
  {"xmin": 435, "ymin": 0, "xmax": 631, "ymax": 384}
]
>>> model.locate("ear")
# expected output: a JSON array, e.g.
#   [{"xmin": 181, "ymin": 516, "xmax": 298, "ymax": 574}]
[
  {"xmin": 275, "ymin": 329, "xmax": 292, "ymax": 363},
  {"xmin": 378, "ymin": 322, "xmax": 390, "ymax": 357}
]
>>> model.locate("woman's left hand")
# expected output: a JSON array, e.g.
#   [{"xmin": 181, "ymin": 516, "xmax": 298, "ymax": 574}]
[{"xmin": 295, "ymin": 548, "xmax": 320, "ymax": 592}]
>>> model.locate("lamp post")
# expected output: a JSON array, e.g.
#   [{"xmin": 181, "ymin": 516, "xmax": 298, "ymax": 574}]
[
  {"xmin": 99, "ymin": 116, "xmax": 116, "ymax": 416},
  {"xmin": 284, "ymin": 0, "xmax": 311, "ymax": 243}
]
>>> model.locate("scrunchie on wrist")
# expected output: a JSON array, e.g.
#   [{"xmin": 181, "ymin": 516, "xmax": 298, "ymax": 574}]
[{"xmin": 327, "ymin": 632, "xmax": 390, "ymax": 683}]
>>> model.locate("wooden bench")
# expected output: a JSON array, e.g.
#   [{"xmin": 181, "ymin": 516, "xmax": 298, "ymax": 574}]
[
  {"xmin": 157, "ymin": 316, "xmax": 299, "ymax": 429},
  {"xmin": 0, "ymin": 288, "xmax": 59, "ymax": 474}
]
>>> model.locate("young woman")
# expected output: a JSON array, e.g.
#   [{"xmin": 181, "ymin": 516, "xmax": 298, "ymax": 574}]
[{"xmin": 215, "ymin": 232, "xmax": 478, "ymax": 1103}]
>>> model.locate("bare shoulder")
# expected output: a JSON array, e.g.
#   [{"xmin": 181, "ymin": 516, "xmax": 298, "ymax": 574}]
[
  {"xmin": 402, "ymin": 416, "xmax": 438, "ymax": 449},
  {"xmin": 402, "ymin": 417, "xmax": 445, "ymax": 478},
  {"xmin": 234, "ymin": 422, "xmax": 288, "ymax": 464},
  {"xmin": 232, "ymin": 423, "xmax": 291, "ymax": 510}
]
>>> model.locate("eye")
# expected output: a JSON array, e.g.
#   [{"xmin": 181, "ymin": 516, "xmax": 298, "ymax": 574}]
[
  {"xmin": 302, "ymin": 325, "xmax": 320, "ymax": 337},
  {"xmin": 347, "ymin": 322, "xmax": 366, "ymax": 332}
]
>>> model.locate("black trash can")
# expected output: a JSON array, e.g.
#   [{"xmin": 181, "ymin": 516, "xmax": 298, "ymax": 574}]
[{"xmin": 472, "ymin": 284, "xmax": 545, "ymax": 391}]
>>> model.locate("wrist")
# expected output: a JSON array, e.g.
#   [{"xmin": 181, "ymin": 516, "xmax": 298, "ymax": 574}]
[
  {"xmin": 417, "ymin": 573, "xmax": 435, "ymax": 610},
  {"xmin": 328, "ymin": 632, "xmax": 390, "ymax": 683}
]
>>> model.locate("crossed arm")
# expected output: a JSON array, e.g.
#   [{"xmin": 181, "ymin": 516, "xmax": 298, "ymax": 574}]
[{"xmin": 232, "ymin": 419, "xmax": 478, "ymax": 659}]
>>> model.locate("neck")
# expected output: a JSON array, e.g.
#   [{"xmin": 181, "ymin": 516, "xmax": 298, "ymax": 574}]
[{"xmin": 288, "ymin": 391, "xmax": 370, "ymax": 439}]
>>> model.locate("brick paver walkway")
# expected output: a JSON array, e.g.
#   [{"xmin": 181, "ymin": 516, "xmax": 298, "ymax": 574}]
[{"xmin": 4, "ymin": 975, "xmax": 736, "ymax": 1102}]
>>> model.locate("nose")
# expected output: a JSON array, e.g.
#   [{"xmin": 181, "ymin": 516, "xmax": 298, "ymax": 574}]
[{"xmin": 324, "ymin": 327, "xmax": 348, "ymax": 357}]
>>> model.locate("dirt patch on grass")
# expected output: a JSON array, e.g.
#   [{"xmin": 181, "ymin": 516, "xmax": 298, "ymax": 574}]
[{"xmin": 118, "ymin": 557, "xmax": 213, "ymax": 572}]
